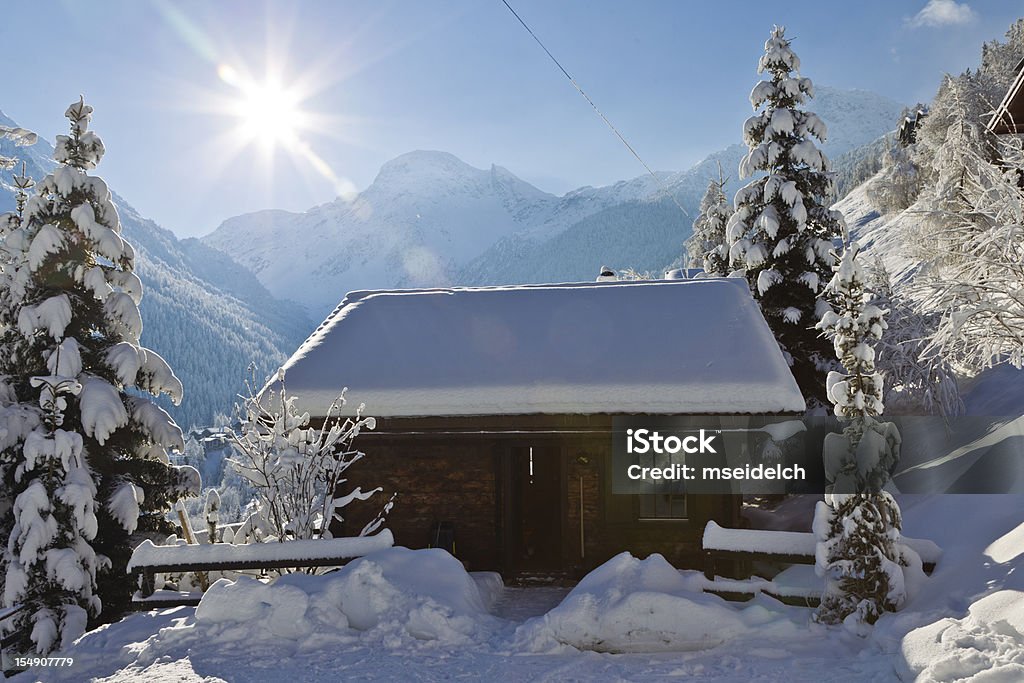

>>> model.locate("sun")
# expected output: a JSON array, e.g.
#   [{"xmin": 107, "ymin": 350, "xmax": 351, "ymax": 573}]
[
  {"xmin": 217, "ymin": 64, "xmax": 308, "ymax": 150},
  {"xmin": 208, "ymin": 60, "xmax": 358, "ymax": 199}
]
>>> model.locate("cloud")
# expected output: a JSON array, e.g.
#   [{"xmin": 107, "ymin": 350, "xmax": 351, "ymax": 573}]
[{"xmin": 908, "ymin": 0, "xmax": 977, "ymax": 28}]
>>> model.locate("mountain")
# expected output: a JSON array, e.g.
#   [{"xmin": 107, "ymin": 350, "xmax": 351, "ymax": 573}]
[
  {"xmin": 205, "ymin": 87, "xmax": 906, "ymax": 316},
  {"xmin": 203, "ymin": 150, "xmax": 654, "ymax": 316},
  {"xmin": 462, "ymin": 87, "xmax": 906, "ymax": 287},
  {"xmin": 0, "ymin": 110, "xmax": 313, "ymax": 430}
]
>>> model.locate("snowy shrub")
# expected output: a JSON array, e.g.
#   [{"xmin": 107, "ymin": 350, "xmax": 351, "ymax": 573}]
[
  {"xmin": 912, "ymin": 89, "xmax": 1024, "ymax": 371},
  {"xmin": 868, "ymin": 262, "xmax": 962, "ymax": 419},
  {"xmin": 728, "ymin": 25, "xmax": 844, "ymax": 407},
  {"xmin": 892, "ymin": 22, "xmax": 1024, "ymax": 372},
  {"xmin": 226, "ymin": 367, "xmax": 392, "ymax": 556},
  {"xmin": 867, "ymin": 143, "xmax": 921, "ymax": 214}
]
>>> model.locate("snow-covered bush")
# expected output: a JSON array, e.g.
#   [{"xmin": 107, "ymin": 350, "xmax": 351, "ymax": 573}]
[
  {"xmin": 867, "ymin": 142, "xmax": 921, "ymax": 215},
  {"xmin": 868, "ymin": 262, "xmax": 962, "ymax": 418},
  {"xmin": 885, "ymin": 21, "xmax": 1024, "ymax": 372},
  {"xmin": 226, "ymin": 367, "xmax": 391, "ymax": 553},
  {"xmin": 728, "ymin": 25, "xmax": 844, "ymax": 407},
  {"xmin": 0, "ymin": 99, "xmax": 198, "ymax": 652},
  {"xmin": 814, "ymin": 241, "xmax": 914, "ymax": 629}
]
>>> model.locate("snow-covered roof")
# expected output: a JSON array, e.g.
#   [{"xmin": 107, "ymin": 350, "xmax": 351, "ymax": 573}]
[{"xmin": 275, "ymin": 278, "xmax": 805, "ymax": 418}]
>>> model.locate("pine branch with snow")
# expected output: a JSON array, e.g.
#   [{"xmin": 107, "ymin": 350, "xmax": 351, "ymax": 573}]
[{"xmin": 727, "ymin": 25, "xmax": 844, "ymax": 407}]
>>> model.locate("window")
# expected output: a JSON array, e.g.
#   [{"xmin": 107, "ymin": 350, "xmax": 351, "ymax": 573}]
[
  {"xmin": 638, "ymin": 493, "xmax": 687, "ymax": 519},
  {"xmin": 635, "ymin": 449, "xmax": 688, "ymax": 520}
]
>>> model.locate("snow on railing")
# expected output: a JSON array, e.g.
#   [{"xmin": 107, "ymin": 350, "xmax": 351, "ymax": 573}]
[
  {"xmin": 703, "ymin": 521, "xmax": 942, "ymax": 563},
  {"xmin": 127, "ymin": 529, "xmax": 394, "ymax": 572}
]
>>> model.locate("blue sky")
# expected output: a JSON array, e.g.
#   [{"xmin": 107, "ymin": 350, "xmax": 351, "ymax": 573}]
[{"xmin": 3, "ymin": 0, "xmax": 1022, "ymax": 237}]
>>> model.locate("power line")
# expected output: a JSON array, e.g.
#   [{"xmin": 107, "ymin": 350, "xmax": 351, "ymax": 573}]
[{"xmin": 498, "ymin": 0, "xmax": 689, "ymax": 218}]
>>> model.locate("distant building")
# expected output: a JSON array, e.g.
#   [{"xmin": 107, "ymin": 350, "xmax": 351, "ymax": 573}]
[
  {"xmin": 988, "ymin": 58, "xmax": 1024, "ymax": 134},
  {"xmin": 663, "ymin": 268, "xmax": 706, "ymax": 280},
  {"xmin": 273, "ymin": 279, "xmax": 804, "ymax": 579},
  {"xmin": 898, "ymin": 105, "xmax": 928, "ymax": 146}
]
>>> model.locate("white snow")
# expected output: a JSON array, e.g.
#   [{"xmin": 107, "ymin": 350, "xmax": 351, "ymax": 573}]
[
  {"xmin": 897, "ymin": 590, "xmax": 1024, "ymax": 681},
  {"xmin": 108, "ymin": 481, "xmax": 144, "ymax": 534},
  {"xmin": 78, "ymin": 376, "xmax": 128, "ymax": 445},
  {"xmin": 194, "ymin": 546, "xmax": 496, "ymax": 644},
  {"xmin": 276, "ymin": 278, "xmax": 805, "ymax": 417},
  {"xmin": 703, "ymin": 520, "xmax": 942, "ymax": 564},
  {"xmin": 514, "ymin": 552, "xmax": 783, "ymax": 653},
  {"xmin": 126, "ymin": 529, "xmax": 394, "ymax": 571}
]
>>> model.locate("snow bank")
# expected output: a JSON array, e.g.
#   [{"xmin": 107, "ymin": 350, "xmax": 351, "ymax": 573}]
[
  {"xmin": 897, "ymin": 590, "xmax": 1024, "ymax": 681},
  {"xmin": 194, "ymin": 547, "xmax": 495, "ymax": 646},
  {"xmin": 515, "ymin": 552, "xmax": 783, "ymax": 653}
]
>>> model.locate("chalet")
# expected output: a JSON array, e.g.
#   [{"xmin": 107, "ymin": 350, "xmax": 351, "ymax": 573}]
[
  {"xmin": 273, "ymin": 278, "xmax": 805, "ymax": 579},
  {"xmin": 988, "ymin": 58, "xmax": 1024, "ymax": 134}
]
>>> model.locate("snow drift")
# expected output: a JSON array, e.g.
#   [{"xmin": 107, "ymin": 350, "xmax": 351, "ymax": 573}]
[
  {"xmin": 514, "ymin": 552, "xmax": 786, "ymax": 653},
  {"xmin": 897, "ymin": 590, "xmax": 1024, "ymax": 681},
  {"xmin": 194, "ymin": 547, "xmax": 496, "ymax": 646}
]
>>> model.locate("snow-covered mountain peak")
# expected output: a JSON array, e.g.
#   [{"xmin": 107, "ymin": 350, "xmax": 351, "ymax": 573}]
[{"xmin": 370, "ymin": 150, "xmax": 484, "ymax": 191}]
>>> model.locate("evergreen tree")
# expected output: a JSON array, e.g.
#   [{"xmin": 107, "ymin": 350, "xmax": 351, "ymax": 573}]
[
  {"xmin": 813, "ymin": 241, "xmax": 912, "ymax": 630},
  {"xmin": 727, "ymin": 25, "xmax": 844, "ymax": 407},
  {"xmin": 686, "ymin": 172, "xmax": 732, "ymax": 276},
  {"xmin": 1, "ymin": 98, "xmax": 198, "ymax": 652}
]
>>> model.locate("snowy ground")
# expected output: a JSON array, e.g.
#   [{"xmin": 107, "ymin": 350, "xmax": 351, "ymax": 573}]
[
  {"xmin": 12, "ymin": 596, "xmax": 906, "ymax": 682},
  {"xmin": 14, "ymin": 490, "xmax": 1022, "ymax": 683}
]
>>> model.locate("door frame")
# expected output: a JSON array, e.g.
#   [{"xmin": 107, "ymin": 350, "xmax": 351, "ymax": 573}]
[{"xmin": 497, "ymin": 439, "xmax": 568, "ymax": 575}]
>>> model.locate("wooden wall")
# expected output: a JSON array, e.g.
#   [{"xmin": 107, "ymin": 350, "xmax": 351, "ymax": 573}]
[{"xmin": 334, "ymin": 420, "xmax": 742, "ymax": 578}]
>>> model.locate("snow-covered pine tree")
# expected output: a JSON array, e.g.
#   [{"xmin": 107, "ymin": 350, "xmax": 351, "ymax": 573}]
[
  {"xmin": 814, "ymin": 241, "xmax": 912, "ymax": 630},
  {"xmin": 686, "ymin": 172, "xmax": 732, "ymax": 276},
  {"xmin": 1, "ymin": 99, "xmax": 197, "ymax": 651},
  {"xmin": 728, "ymin": 25, "xmax": 844, "ymax": 407}
]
